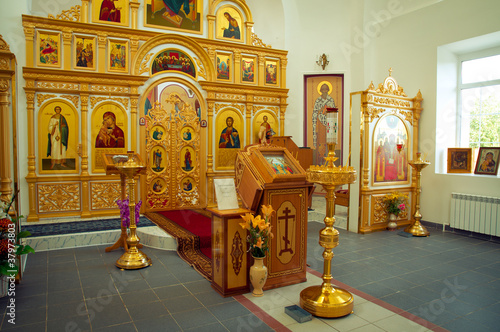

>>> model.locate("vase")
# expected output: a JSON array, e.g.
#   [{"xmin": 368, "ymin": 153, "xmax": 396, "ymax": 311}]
[
  {"xmin": 249, "ymin": 256, "xmax": 267, "ymax": 297},
  {"xmin": 387, "ymin": 213, "xmax": 398, "ymax": 230}
]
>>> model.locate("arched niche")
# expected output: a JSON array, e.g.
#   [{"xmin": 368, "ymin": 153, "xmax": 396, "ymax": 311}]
[{"xmin": 132, "ymin": 34, "xmax": 215, "ymax": 82}]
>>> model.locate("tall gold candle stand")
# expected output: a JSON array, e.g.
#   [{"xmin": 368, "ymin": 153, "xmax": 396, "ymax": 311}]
[
  {"xmin": 405, "ymin": 152, "xmax": 430, "ymax": 237},
  {"xmin": 300, "ymin": 142, "xmax": 357, "ymax": 318},
  {"xmin": 115, "ymin": 152, "xmax": 152, "ymax": 269}
]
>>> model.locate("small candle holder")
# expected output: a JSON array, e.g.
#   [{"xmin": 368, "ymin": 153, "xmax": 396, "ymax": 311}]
[{"xmin": 405, "ymin": 152, "xmax": 430, "ymax": 237}]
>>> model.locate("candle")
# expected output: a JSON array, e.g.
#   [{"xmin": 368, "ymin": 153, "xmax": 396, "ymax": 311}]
[{"xmin": 326, "ymin": 107, "xmax": 338, "ymax": 144}]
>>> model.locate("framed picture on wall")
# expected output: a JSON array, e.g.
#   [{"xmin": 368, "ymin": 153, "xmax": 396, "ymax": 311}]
[
  {"xmin": 74, "ymin": 35, "xmax": 96, "ymax": 70},
  {"xmin": 92, "ymin": 0, "xmax": 129, "ymax": 27},
  {"xmin": 108, "ymin": 39, "xmax": 128, "ymax": 73},
  {"xmin": 304, "ymin": 74, "xmax": 344, "ymax": 166},
  {"xmin": 37, "ymin": 31, "xmax": 61, "ymax": 68},
  {"xmin": 241, "ymin": 56, "xmax": 256, "ymax": 84},
  {"xmin": 216, "ymin": 52, "xmax": 232, "ymax": 82},
  {"xmin": 264, "ymin": 59, "xmax": 279, "ymax": 86},
  {"xmin": 474, "ymin": 147, "xmax": 500, "ymax": 175},
  {"xmin": 447, "ymin": 148, "xmax": 472, "ymax": 173},
  {"xmin": 144, "ymin": 0, "xmax": 202, "ymax": 34}
]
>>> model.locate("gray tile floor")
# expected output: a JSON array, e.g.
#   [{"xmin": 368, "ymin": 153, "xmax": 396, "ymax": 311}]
[{"xmin": 0, "ymin": 221, "xmax": 499, "ymax": 331}]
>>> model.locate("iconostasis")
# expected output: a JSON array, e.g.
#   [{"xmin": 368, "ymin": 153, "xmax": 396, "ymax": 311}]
[
  {"xmin": 350, "ymin": 72, "xmax": 423, "ymax": 233},
  {"xmin": 20, "ymin": 0, "xmax": 288, "ymax": 221}
]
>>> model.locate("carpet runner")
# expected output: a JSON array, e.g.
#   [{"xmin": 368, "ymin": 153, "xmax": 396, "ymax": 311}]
[{"xmin": 145, "ymin": 210, "xmax": 212, "ymax": 280}]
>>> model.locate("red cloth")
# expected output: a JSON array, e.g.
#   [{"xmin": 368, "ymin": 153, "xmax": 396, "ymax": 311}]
[{"xmin": 158, "ymin": 210, "xmax": 211, "ymax": 259}]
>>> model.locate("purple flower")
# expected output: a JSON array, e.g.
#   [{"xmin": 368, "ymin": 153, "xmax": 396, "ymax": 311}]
[{"xmin": 116, "ymin": 199, "xmax": 142, "ymax": 228}]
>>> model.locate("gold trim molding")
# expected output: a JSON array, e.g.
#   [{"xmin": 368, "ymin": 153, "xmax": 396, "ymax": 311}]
[{"xmin": 48, "ymin": 5, "xmax": 81, "ymax": 22}]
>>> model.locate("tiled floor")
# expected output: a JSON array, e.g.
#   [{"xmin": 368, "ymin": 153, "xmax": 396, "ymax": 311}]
[{"xmin": 1, "ymin": 199, "xmax": 499, "ymax": 331}]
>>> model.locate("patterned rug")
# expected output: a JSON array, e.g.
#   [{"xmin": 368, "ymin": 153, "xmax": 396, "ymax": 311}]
[{"xmin": 145, "ymin": 211, "xmax": 212, "ymax": 280}]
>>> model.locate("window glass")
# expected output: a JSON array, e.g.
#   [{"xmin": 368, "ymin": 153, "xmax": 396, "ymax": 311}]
[{"xmin": 462, "ymin": 54, "xmax": 500, "ymax": 84}]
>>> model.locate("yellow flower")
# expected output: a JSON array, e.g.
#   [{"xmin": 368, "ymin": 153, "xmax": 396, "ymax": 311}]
[
  {"xmin": 239, "ymin": 213, "xmax": 253, "ymax": 230},
  {"xmin": 261, "ymin": 205, "xmax": 274, "ymax": 218},
  {"xmin": 256, "ymin": 237, "xmax": 263, "ymax": 248},
  {"xmin": 252, "ymin": 215, "xmax": 263, "ymax": 229}
]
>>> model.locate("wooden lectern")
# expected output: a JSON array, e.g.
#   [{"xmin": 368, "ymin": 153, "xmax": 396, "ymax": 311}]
[{"xmin": 235, "ymin": 145, "xmax": 314, "ymax": 289}]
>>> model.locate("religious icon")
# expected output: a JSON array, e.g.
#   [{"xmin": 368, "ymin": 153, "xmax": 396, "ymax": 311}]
[
  {"xmin": 95, "ymin": 112, "xmax": 125, "ymax": 148},
  {"xmin": 241, "ymin": 57, "xmax": 256, "ymax": 83},
  {"xmin": 99, "ymin": 0, "xmax": 122, "ymax": 22},
  {"xmin": 216, "ymin": 53, "xmax": 231, "ymax": 81},
  {"xmin": 474, "ymin": 147, "xmax": 500, "ymax": 175},
  {"xmin": 144, "ymin": 0, "xmax": 202, "ymax": 34},
  {"xmin": 265, "ymin": 59, "xmax": 279, "ymax": 86},
  {"xmin": 47, "ymin": 105, "xmax": 69, "ymax": 169},
  {"xmin": 151, "ymin": 49, "xmax": 196, "ymax": 78},
  {"xmin": 108, "ymin": 40, "xmax": 128, "ymax": 72},
  {"xmin": 219, "ymin": 116, "xmax": 240, "ymax": 148},
  {"xmin": 182, "ymin": 127, "xmax": 192, "ymax": 141},
  {"xmin": 153, "ymin": 148, "xmax": 163, "ymax": 172},
  {"xmin": 74, "ymin": 36, "xmax": 95, "ymax": 70},
  {"xmin": 258, "ymin": 115, "xmax": 276, "ymax": 145},
  {"xmin": 373, "ymin": 115, "xmax": 408, "ymax": 184},
  {"xmin": 152, "ymin": 127, "xmax": 164, "ymax": 140},
  {"xmin": 153, "ymin": 179, "xmax": 163, "ymax": 193},
  {"xmin": 183, "ymin": 178, "xmax": 193, "ymax": 192},
  {"xmin": 216, "ymin": 7, "xmax": 242, "ymax": 41},
  {"xmin": 37, "ymin": 31, "xmax": 60, "ymax": 67},
  {"xmin": 184, "ymin": 149, "xmax": 192, "ymax": 171}
]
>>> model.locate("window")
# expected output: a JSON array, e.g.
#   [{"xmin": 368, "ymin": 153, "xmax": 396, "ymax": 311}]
[{"xmin": 459, "ymin": 54, "xmax": 500, "ymax": 148}]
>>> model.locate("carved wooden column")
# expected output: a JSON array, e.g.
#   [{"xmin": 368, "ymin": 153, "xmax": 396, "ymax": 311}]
[
  {"xmin": 245, "ymin": 22, "xmax": 254, "ymax": 45},
  {"xmin": 280, "ymin": 58, "xmax": 287, "ymax": 89},
  {"xmin": 130, "ymin": 37, "xmax": 139, "ymax": 66},
  {"xmin": 130, "ymin": 1, "xmax": 140, "ymax": 29},
  {"xmin": 23, "ymin": 26, "xmax": 35, "ymax": 68},
  {"xmin": 0, "ymin": 36, "xmax": 15, "ymax": 201},
  {"xmin": 245, "ymin": 96, "xmax": 253, "ymax": 144},
  {"xmin": 80, "ymin": 0, "xmax": 90, "ymax": 23},
  {"xmin": 80, "ymin": 89, "xmax": 89, "ymax": 177},
  {"xmin": 24, "ymin": 84, "xmax": 37, "ymax": 221},
  {"xmin": 130, "ymin": 92, "xmax": 138, "ymax": 152},
  {"xmin": 98, "ymin": 34, "xmax": 107, "ymax": 72},
  {"xmin": 234, "ymin": 52, "xmax": 241, "ymax": 84},
  {"xmin": 62, "ymin": 30, "xmax": 72, "ymax": 70},
  {"xmin": 207, "ymin": 15, "xmax": 216, "ymax": 40},
  {"xmin": 258, "ymin": 54, "xmax": 265, "ymax": 87}
]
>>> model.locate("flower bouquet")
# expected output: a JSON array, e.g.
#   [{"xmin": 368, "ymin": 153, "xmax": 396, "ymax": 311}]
[
  {"xmin": 239, "ymin": 205, "xmax": 274, "ymax": 258},
  {"xmin": 382, "ymin": 192, "xmax": 408, "ymax": 216}
]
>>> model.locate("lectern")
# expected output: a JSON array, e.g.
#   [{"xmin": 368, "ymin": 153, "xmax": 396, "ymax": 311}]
[{"xmin": 235, "ymin": 145, "xmax": 314, "ymax": 289}]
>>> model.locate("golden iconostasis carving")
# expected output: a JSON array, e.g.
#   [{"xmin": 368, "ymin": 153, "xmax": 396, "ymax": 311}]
[
  {"xmin": 20, "ymin": 0, "xmax": 288, "ymax": 221},
  {"xmin": 350, "ymin": 71, "xmax": 422, "ymax": 233}
]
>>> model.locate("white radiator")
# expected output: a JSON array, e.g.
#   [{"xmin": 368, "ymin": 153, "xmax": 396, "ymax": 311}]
[{"xmin": 450, "ymin": 193, "xmax": 500, "ymax": 236}]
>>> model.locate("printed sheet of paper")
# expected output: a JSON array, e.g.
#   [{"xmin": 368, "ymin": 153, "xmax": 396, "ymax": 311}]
[{"xmin": 213, "ymin": 178, "xmax": 239, "ymax": 210}]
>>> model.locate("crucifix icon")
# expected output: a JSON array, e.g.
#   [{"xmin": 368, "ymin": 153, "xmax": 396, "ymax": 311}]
[{"xmin": 278, "ymin": 207, "xmax": 295, "ymax": 256}]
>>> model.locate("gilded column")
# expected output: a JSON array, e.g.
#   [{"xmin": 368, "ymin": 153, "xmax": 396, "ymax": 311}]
[
  {"xmin": 258, "ymin": 54, "xmax": 265, "ymax": 86},
  {"xmin": 245, "ymin": 95, "xmax": 253, "ymax": 144},
  {"xmin": 23, "ymin": 26, "xmax": 35, "ymax": 68},
  {"xmin": 0, "ymin": 79, "xmax": 13, "ymax": 199},
  {"xmin": 80, "ymin": 90, "xmax": 91, "ymax": 217},
  {"xmin": 80, "ymin": 0, "xmax": 90, "ymax": 23},
  {"xmin": 24, "ymin": 86, "xmax": 37, "ymax": 221},
  {"xmin": 234, "ymin": 52, "xmax": 241, "ymax": 84},
  {"xmin": 131, "ymin": 93, "xmax": 138, "ymax": 152},
  {"xmin": 130, "ymin": 37, "xmax": 139, "ymax": 66},
  {"xmin": 279, "ymin": 103, "xmax": 286, "ymax": 136},
  {"xmin": 207, "ymin": 15, "xmax": 216, "ymax": 40},
  {"xmin": 207, "ymin": 100, "xmax": 214, "ymax": 172},
  {"xmin": 280, "ymin": 58, "xmax": 287, "ymax": 89},
  {"xmin": 245, "ymin": 22, "xmax": 254, "ymax": 45},
  {"xmin": 130, "ymin": 1, "xmax": 140, "ymax": 29},
  {"xmin": 98, "ymin": 34, "xmax": 107, "ymax": 73},
  {"xmin": 62, "ymin": 30, "xmax": 72, "ymax": 70}
]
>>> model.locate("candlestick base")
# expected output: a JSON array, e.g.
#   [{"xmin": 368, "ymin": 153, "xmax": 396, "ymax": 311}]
[
  {"xmin": 300, "ymin": 284, "xmax": 353, "ymax": 318},
  {"xmin": 116, "ymin": 249, "xmax": 152, "ymax": 270},
  {"xmin": 404, "ymin": 220, "xmax": 429, "ymax": 237}
]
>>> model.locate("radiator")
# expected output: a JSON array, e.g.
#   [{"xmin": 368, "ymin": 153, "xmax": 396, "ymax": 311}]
[{"xmin": 450, "ymin": 193, "xmax": 500, "ymax": 236}]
